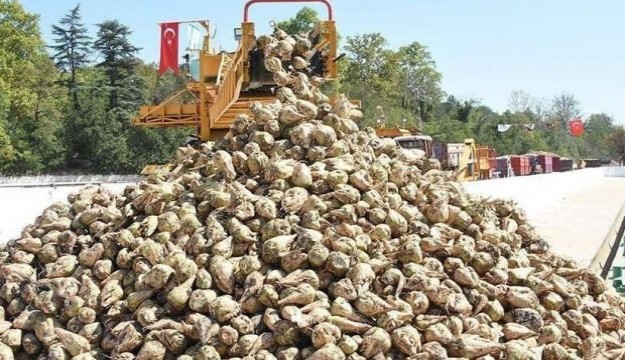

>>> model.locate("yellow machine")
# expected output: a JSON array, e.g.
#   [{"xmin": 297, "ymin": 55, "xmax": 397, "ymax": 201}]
[
  {"xmin": 476, "ymin": 145, "xmax": 496, "ymax": 180},
  {"xmin": 455, "ymin": 138, "xmax": 479, "ymax": 182},
  {"xmin": 372, "ymin": 106, "xmax": 420, "ymax": 139},
  {"xmin": 133, "ymin": 0, "xmax": 340, "ymax": 142},
  {"xmin": 446, "ymin": 138, "xmax": 498, "ymax": 181}
]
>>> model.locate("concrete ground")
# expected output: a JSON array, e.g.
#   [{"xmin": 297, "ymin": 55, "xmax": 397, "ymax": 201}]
[{"xmin": 462, "ymin": 168, "xmax": 625, "ymax": 271}]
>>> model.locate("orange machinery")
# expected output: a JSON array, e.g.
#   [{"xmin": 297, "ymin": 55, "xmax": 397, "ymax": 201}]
[
  {"xmin": 374, "ymin": 127, "xmax": 417, "ymax": 138},
  {"xmin": 476, "ymin": 145, "xmax": 497, "ymax": 179},
  {"xmin": 374, "ymin": 128, "xmax": 497, "ymax": 180},
  {"xmin": 132, "ymin": 0, "xmax": 345, "ymax": 141},
  {"xmin": 447, "ymin": 138, "xmax": 496, "ymax": 182}
]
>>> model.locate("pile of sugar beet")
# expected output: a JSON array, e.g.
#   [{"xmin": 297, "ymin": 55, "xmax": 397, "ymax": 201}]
[{"xmin": 2, "ymin": 29, "xmax": 625, "ymax": 360}]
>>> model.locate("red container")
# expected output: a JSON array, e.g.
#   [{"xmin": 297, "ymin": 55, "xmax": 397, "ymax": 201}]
[
  {"xmin": 547, "ymin": 157, "xmax": 553, "ymax": 173},
  {"xmin": 552, "ymin": 156, "xmax": 561, "ymax": 172},
  {"xmin": 489, "ymin": 157, "xmax": 496, "ymax": 169},
  {"xmin": 496, "ymin": 157, "xmax": 509, "ymax": 177},
  {"xmin": 510, "ymin": 156, "xmax": 520, "ymax": 175},
  {"xmin": 537, "ymin": 155, "xmax": 545, "ymax": 172},
  {"xmin": 523, "ymin": 158, "xmax": 530, "ymax": 175},
  {"xmin": 559, "ymin": 159, "xmax": 573, "ymax": 171},
  {"xmin": 510, "ymin": 156, "xmax": 530, "ymax": 176},
  {"xmin": 537, "ymin": 155, "xmax": 553, "ymax": 173}
]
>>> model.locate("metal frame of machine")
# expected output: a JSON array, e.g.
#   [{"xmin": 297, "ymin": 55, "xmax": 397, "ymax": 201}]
[
  {"xmin": 455, "ymin": 138, "xmax": 479, "ymax": 182},
  {"xmin": 476, "ymin": 145, "xmax": 496, "ymax": 180},
  {"xmin": 132, "ymin": 0, "xmax": 340, "ymax": 141}
]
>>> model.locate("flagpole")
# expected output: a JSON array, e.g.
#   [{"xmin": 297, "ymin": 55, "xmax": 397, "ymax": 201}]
[
  {"xmin": 157, "ymin": 20, "xmax": 209, "ymax": 25},
  {"xmin": 158, "ymin": 20, "xmax": 210, "ymax": 34}
]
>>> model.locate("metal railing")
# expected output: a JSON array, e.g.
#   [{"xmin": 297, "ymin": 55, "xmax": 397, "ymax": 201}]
[
  {"xmin": 133, "ymin": 88, "xmax": 200, "ymax": 126},
  {"xmin": 216, "ymin": 53, "xmax": 234, "ymax": 86},
  {"xmin": 0, "ymin": 175, "xmax": 140, "ymax": 188},
  {"xmin": 605, "ymin": 166, "xmax": 625, "ymax": 177},
  {"xmin": 209, "ymin": 46, "xmax": 244, "ymax": 125}
]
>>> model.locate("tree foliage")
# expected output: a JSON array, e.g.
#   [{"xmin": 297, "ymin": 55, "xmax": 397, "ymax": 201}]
[
  {"xmin": 276, "ymin": 7, "xmax": 320, "ymax": 34},
  {"xmin": 397, "ymin": 41, "xmax": 444, "ymax": 122},
  {"xmin": 608, "ymin": 126, "xmax": 625, "ymax": 164},
  {"xmin": 50, "ymin": 4, "xmax": 90, "ymax": 109},
  {"xmin": 508, "ymin": 90, "xmax": 532, "ymax": 114},
  {"xmin": 0, "ymin": 2, "xmax": 191, "ymax": 175},
  {"xmin": 584, "ymin": 113, "xmax": 614, "ymax": 159},
  {"xmin": 93, "ymin": 20, "xmax": 141, "ymax": 111},
  {"xmin": 550, "ymin": 92, "xmax": 581, "ymax": 125},
  {"xmin": 338, "ymin": 33, "xmax": 443, "ymax": 128},
  {"xmin": 0, "ymin": 0, "xmax": 66, "ymax": 173}
]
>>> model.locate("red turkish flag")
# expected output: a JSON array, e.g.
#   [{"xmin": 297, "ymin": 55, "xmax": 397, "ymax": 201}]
[
  {"xmin": 159, "ymin": 22, "xmax": 179, "ymax": 75},
  {"xmin": 568, "ymin": 118, "xmax": 584, "ymax": 137}
]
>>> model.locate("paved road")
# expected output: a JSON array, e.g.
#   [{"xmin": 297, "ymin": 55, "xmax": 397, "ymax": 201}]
[{"xmin": 462, "ymin": 168, "xmax": 625, "ymax": 271}]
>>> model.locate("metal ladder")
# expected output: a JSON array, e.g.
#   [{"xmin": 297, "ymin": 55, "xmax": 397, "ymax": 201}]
[{"xmin": 216, "ymin": 53, "xmax": 234, "ymax": 86}]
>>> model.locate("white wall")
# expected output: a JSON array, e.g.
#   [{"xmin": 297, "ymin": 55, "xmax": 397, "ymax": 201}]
[{"xmin": 0, "ymin": 182, "xmax": 133, "ymax": 245}]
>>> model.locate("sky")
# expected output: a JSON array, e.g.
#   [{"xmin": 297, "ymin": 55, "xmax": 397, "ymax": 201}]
[{"xmin": 20, "ymin": 0, "xmax": 625, "ymax": 123}]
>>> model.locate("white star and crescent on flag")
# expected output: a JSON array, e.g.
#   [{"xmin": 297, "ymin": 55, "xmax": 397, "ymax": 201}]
[{"xmin": 163, "ymin": 27, "xmax": 176, "ymax": 45}]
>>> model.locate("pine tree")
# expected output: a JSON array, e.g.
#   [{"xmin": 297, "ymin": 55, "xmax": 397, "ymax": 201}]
[
  {"xmin": 93, "ymin": 20, "xmax": 140, "ymax": 112},
  {"xmin": 50, "ymin": 4, "xmax": 91, "ymax": 110}
]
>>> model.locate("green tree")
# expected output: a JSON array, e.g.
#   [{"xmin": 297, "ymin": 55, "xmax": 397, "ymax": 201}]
[
  {"xmin": 0, "ymin": 0, "xmax": 41, "ymax": 116},
  {"xmin": 483, "ymin": 112, "xmax": 545, "ymax": 155},
  {"xmin": 0, "ymin": 122, "xmax": 16, "ymax": 172},
  {"xmin": 63, "ymin": 69, "xmax": 109, "ymax": 171},
  {"xmin": 66, "ymin": 59, "xmax": 191, "ymax": 173},
  {"xmin": 24, "ymin": 56, "xmax": 67, "ymax": 172},
  {"xmin": 516, "ymin": 93, "xmax": 582, "ymax": 158},
  {"xmin": 584, "ymin": 113, "xmax": 614, "ymax": 159},
  {"xmin": 50, "ymin": 4, "xmax": 91, "ymax": 110},
  {"xmin": 127, "ymin": 63, "xmax": 192, "ymax": 168},
  {"xmin": 508, "ymin": 90, "xmax": 532, "ymax": 114},
  {"xmin": 341, "ymin": 33, "xmax": 409, "ymax": 125},
  {"xmin": 397, "ymin": 41, "xmax": 444, "ymax": 122},
  {"xmin": 423, "ymin": 115, "xmax": 471, "ymax": 144},
  {"xmin": 93, "ymin": 20, "xmax": 140, "ymax": 111},
  {"xmin": 432, "ymin": 96, "xmax": 478, "ymax": 124},
  {"xmin": 64, "ymin": 20, "xmax": 143, "ymax": 173},
  {"xmin": 608, "ymin": 126, "xmax": 625, "ymax": 164},
  {"xmin": 340, "ymin": 34, "xmax": 443, "ymax": 128},
  {"xmin": 276, "ymin": 7, "xmax": 320, "ymax": 34},
  {"xmin": 67, "ymin": 69, "xmax": 139, "ymax": 173},
  {"xmin": 550, "ymin": 92, "xmax": 581, "ymax": 125},
  {"xmin": 530, "ymin": 96, "xmax": 549, "ymax": 122},
  {"xmin": 0, "ymin": 0, "xmax": 66, "ymax": 174}
]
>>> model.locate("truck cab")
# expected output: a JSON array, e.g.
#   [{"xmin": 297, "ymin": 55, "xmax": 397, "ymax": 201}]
[{"xmin": 394, "ymin": 135, "xmax": 434, "ymax": 158}]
